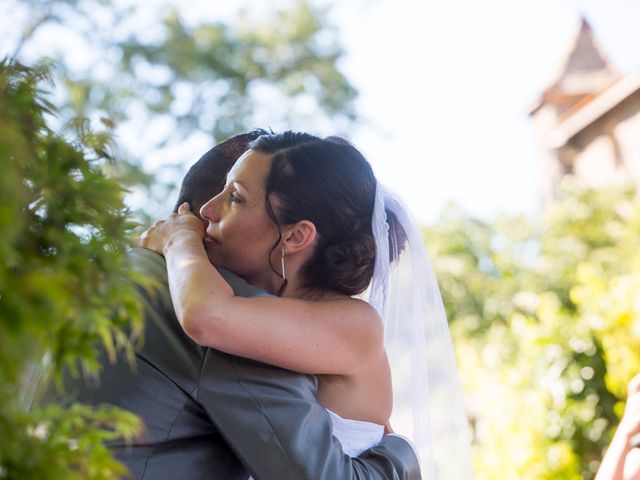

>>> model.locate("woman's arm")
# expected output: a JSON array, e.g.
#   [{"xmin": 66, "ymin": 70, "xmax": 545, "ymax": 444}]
[{"xmin": 140, "ymin": 205, "xmax": 384, "ymax": 376}]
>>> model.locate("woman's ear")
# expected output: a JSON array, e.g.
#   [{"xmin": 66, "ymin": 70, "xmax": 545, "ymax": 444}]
[{"xmin": 282, "ymin": 220, "xmax": 317, "ymax": 254}]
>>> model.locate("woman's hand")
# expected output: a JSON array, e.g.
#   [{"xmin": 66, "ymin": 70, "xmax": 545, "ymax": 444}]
[{"xmin": 139, "ymin": 202, "xmax": 205, "ymax": 255}]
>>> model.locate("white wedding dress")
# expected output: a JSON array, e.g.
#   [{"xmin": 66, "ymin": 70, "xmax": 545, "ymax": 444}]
[{"xmin": 327, "ymin": 409, "xmax": 384, "ymax": 456}]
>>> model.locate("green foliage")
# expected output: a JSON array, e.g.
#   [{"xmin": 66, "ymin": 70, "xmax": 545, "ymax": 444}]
[
  {"xmin": 0, "ymin": 60, "xmax": 144, "ymax": 479},
  {"xmin": 428, "ymin": 179, "xmax": 640, "ymax": 479}
]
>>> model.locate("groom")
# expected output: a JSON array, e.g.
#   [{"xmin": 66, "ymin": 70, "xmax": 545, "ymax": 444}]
[{"xmin": 45, "ymin": 130, "xmax": 421, "ymax": 479}]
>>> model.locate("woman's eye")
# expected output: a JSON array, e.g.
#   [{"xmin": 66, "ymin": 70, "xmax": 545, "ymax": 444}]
[{"xmin": 229, "ymin": 192, "xmax": 243, "ymax": 203}]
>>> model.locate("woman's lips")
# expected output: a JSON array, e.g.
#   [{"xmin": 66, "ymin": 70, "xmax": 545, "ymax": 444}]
[{"xmin": 204, "ymin": 234, "xmax": 220, "ymax": 245}]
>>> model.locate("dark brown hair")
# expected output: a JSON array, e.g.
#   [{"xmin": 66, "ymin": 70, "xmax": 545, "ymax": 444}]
[{"xmin": 249, "ymin": 131, "xmax": 377, "ymax": 296}]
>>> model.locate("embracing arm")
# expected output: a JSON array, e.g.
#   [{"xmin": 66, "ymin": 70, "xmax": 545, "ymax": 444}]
[
  {"xmin": 162, "ymin": 232, "xmax": 384, "ymax": 375},
  {"xmin": 128, "ymin": 242, "xmax": 419, "ymax": 478},
  {"xmin": 199, "ymin": 350, "xmax": 421, "ymax": 480}
]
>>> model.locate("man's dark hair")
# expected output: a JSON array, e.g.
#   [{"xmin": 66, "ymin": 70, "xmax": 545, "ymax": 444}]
[{"xmin": 174, "ymin": 129, "xmax": 269, "ymax": 214}]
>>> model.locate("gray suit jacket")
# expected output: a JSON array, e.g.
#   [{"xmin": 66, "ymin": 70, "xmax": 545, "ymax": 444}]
[{"xmin": 45, "ymin": 248, "xmax": 421, "ymax": 479}]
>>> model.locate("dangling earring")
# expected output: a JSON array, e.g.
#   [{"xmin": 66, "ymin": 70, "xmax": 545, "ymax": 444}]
[
  {"xmin": 277, "ymin": 248, "xmax": 288, "ymax": 297},
  {"xmin": 280, "ymin": 248, "xmax": 287, "ymax": 282}
]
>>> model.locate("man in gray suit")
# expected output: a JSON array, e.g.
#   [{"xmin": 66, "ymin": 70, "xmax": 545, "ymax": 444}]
[{"xmin": 50, "ymin": 131, "xmax": 421, "ymax": 479}]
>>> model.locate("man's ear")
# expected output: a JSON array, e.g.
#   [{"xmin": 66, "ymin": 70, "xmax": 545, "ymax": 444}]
[{"xmin": 282, "ymin": 220, "xmax": 317, "ymax": 254}]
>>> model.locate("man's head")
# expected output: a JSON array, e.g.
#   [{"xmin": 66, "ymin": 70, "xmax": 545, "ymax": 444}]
[{"xmin": 173, "ymin": 129, "xmax": 269, "ymax": 215}]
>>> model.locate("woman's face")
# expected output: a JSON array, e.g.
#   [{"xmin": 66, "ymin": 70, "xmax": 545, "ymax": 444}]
[{"xmin": 200, "ymin": 149, "xmax": 281, "ymax": 287}]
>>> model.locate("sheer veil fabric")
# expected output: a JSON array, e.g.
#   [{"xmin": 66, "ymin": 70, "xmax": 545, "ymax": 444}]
[{"xmin": 367, "ymin": 183, "xmax": 474, "ymax": 479}]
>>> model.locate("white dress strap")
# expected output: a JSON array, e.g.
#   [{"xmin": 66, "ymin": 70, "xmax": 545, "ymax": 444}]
[{"xmin": 326, "ymin": 409, "xmax": 384, "ymax": 457}]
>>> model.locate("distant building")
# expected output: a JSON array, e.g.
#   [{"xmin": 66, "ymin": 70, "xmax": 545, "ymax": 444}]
[{"xmin": 529, "ymin": 18, "xmax": 640, "ymax": 206}]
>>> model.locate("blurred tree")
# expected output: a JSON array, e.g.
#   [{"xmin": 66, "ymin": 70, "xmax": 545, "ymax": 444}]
[
  {"xmin": 4, "ymin": 0, "xmax": 357, "ymax": 218},
  {"xmin": 427, "ymin": 179, "xmax": 640, "ymax": 479},
  {"xmin": 0, "ymin": 60, "xmax": 144, "ymax": 479}
]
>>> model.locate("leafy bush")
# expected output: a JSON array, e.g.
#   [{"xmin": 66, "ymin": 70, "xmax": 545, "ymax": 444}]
[
  {"xmin": 0, "ymin": 60, "xmax": 144, "ymax": 479},
  {"xmin": 428, "ymin": 179, "xmax": 640, "ymax": 479}
]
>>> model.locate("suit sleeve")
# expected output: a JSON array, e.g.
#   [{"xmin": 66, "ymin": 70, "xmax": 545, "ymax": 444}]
[{"xmin": 197, "ymin": 350, "xmax": 422, "ymax": 480}]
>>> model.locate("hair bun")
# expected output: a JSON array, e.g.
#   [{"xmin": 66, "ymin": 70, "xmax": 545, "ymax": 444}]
[{"xmin": 322, "ymin": 232, "xmax": 376, "ymax": 295}]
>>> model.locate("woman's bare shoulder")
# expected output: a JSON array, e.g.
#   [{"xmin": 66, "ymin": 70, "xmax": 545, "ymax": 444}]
[{"xmin": 322, "ymin": 296, "xmax": 384, "ymax": 339}]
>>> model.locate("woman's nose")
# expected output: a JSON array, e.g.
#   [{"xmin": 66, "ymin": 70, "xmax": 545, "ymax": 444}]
[{"xmin": 200, "ymin": 192, "xmax": 223, "ymax": 223}]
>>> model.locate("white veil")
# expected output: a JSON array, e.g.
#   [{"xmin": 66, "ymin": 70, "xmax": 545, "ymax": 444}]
[{"xmin": 368, "ymin": 183, "xmax": 474, "ymax": 479}]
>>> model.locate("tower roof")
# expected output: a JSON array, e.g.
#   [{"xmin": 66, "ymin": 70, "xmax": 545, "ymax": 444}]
[
  {"xmin": 561, "ymin": 19, "xmax": 613, "ymax": 76},
  {"xmin": 531, "ymin": 17, "xmax": 619, "ymax": 114}
]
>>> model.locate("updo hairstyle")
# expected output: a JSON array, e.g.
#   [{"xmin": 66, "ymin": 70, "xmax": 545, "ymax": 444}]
[{"xmin": 249, "ymin": 131, "xmax": 377, "ymax": 296}]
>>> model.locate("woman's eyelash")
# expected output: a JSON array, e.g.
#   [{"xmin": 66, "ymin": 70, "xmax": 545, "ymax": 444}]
[{"xmin": 229, "ymin": 192, "xmax": 242, "ymax": 203}]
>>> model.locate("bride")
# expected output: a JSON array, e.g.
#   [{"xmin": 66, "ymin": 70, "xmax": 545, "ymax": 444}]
[{"xmin": 141, "ymin": 131, "xmax": 472, "ymax": 477}]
